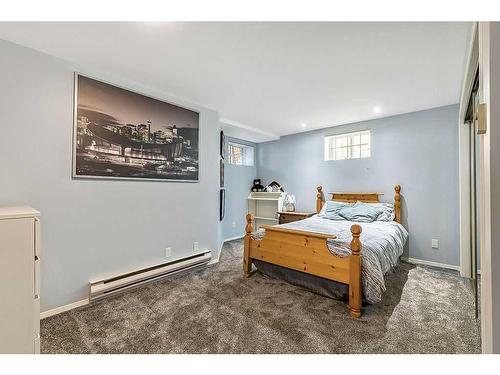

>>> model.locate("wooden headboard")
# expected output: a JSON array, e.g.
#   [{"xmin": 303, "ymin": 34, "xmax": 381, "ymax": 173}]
[{"xmin": 316, "ymin": 185, "xmax": 402, "ymax": 224}]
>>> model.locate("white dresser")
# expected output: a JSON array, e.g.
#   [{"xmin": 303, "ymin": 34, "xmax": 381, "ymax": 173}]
[{"xmin": 0, "ymin": 207, "xmax": 41, "ymax": 354}]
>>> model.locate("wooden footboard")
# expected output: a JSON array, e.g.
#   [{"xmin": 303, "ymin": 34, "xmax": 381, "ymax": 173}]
[
  {"xmin": 243, "ymin": 213, "xmax": 362, "ymax": 318},
  {"xmin": 243, "ymin": 184, "xmax": 402, "ymax": 318}
]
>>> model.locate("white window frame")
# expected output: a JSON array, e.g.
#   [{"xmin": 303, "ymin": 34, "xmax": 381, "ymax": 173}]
[
  {"xmin": 227, "ymin": 142, "xmax": 255, "ymax": 166},
  {"xmin": 324, "ymin": 130, "xmax": 371, "ymax": 161}
]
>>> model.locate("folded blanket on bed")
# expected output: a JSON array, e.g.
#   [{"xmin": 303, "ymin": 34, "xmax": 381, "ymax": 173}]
[{"xmin": 251, "ymin": 215, "xmax": 408, "ymax": 304}]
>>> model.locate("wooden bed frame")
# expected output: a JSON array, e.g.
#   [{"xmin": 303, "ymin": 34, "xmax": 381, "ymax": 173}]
[{"xmin": 243, "ymin": 185, "xmax": 402, "ymax": 318}]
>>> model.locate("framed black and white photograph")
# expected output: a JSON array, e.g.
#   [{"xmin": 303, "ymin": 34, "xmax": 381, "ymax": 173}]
[
  {"xmin": 73, "ymin": 74, "xmax": 199, "ymax": 181},
  {"xmin": 220, "ymin": 130, "xmax": 226, "ymax": 159},
  {"xmin": 220, "ymin": 159, "xmax": 224, "ymax": 188},
  {"xmin": 219, "ymin": 189, "xmax": 225, "ymax": 221}
]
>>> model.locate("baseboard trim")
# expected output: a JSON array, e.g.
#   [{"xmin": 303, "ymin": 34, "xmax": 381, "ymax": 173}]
[
  {"xmin": 401, "ymin": 257, "xmax": 460, "ymax": 271},
  {"xmin": 225, "ymin": 234, "xmax": 245, "ymax": 242},
  {"xmin": 42, "ymin": 236, "xmax": 245, "ymax": 318},
  {"xmin": 208, "ymin": 234, "xmax": 244, "ymax": 265},
  {"xmin": 40, "ymin": 298, "xmax": 90, "ymax": 320}
]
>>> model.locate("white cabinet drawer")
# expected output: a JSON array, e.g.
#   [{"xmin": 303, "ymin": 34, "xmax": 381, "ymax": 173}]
[{"xmin": 0, "ymin": 215, "xmax": 37, "ymax": 353}]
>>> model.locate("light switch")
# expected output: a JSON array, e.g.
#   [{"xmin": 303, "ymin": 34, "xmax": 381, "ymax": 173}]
[{"xmin": 432, "ymin": 239, "xmax": 439, "ymax": 249}]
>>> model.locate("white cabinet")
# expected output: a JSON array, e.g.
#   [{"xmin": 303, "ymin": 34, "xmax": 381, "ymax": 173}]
[
  {"xmin": 0, "ymin": 207, "xmax": 41, "ymax": 354},
  {"xmin": 247, "ymin": 192, "xmax": 285, "ymax": 230}
]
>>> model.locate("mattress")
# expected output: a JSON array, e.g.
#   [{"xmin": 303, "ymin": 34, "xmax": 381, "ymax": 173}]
[{"xmin": 251, "ymin": 215, "xmax": 408, "ymax": 304}]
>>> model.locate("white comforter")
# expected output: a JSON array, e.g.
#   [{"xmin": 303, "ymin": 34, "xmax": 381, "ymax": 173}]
[{"xmin": 252, "ymin": 215, "xmax": 408, "ymax": 304}]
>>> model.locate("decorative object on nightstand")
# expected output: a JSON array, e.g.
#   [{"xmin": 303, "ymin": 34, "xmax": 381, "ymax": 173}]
[
  {"xmin": 277, "ymin": 211, "xmax": 315, "ymax": 224},
  {"xmin": 251, "ymin": 179, "xmax": 265, "ymax": 192},
  {"xmin": 247, "ymin": 191, "xmax": 285, "ymax": 230},
  {"xmin": 283, "ymin": 193, "xmax": 296, "ymax": 212},
  {"xmin": 266, "ymin": 180, "xmax": 284, "ymax": 192}
]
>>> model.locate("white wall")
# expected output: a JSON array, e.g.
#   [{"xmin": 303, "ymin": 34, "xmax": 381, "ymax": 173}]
[{"xmin": 0, "ymin": 39, "xmax": 220, "ymax": 312}]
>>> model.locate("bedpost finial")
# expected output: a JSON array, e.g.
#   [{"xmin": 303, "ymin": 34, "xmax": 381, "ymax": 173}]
[
  {"xmin": 245, "ymin": 213, "xmax": 253, "ymax": 234},
  {"xmin": 350, "ymin": 224, "xmax": 362, "ymax": 255},
  {"xmin": 316, "ymin": 186, "xmax": 324, "ymax": 214},
  {"xmin": 351, "ymin": 224, "xmax": 362, "ymax": 236},
  {"xmin": 316, "ymin": 185, "xmax": 323, "ymax": 198},
  {"xmin": 394, "ymin": 185, "xmax": 401, "ymax": 224}
]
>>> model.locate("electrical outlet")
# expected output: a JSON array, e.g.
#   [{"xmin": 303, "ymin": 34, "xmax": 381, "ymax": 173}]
[
  {"xmin": 431, "ymin": 239, "xmax": 439, "ymax": 249},
  {"xmin": 165, "ymin": 247, "xmax": 172, "ymax": 257},
  {"xmin": 232, "ymin": 221, "xmax": 236, "ymax": 228},
  {"xmin": 193, "ymin": 242, "xmax": 199, "ymax": 252}
]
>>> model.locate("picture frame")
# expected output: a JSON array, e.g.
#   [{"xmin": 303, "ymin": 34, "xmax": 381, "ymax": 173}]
[
  {"xmin": 220, "ymin": 189, "xmax": 226, "ymax": 221},
  {"xmin": 220, "ymin": 130, "xmax": 226, "ymax": 159},
  {"xmin": 73, "ymin": 73, "xmax": 200, "ymax": 182},
  {"xmin": 220, "ymin": 159, "xmax": 225, "ymax": 188}
]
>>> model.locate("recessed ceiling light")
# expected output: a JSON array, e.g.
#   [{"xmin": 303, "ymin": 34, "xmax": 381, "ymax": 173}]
[
  {"xmin": 301, "ymin": 123, "xmax": 307, "ymax": 128},
  {"xmin": 373, "ymin": 106, "xmax": 382, "ymax": 114}
]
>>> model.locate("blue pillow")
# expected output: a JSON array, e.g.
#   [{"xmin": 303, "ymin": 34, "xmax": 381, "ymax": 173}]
[
  {"xmin": 321, "ymin": 201, "xmax": 352, "ymax": 221},
  {"xmin": 338, "ymin": 202, "xmax": 385, "ymax": 223}
]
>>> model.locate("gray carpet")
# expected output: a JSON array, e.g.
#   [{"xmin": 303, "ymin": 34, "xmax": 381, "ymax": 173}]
[{"xmin": 41, "ymin": 239, "xmax": 481, "ymax": 353}]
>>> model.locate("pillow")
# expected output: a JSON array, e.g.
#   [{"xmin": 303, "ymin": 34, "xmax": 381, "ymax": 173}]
[
  {"xmin": 338, "ymin": 202, "xmax": 385, "ymax": 223},
  {"xmin": 319, "ymin": 200, "xmax": 352, "ymax": 221},
  {"xmin": 359, "ymin": 201, "xmax": 395, "ymax": 221},
  {"xmin": 318, "ymin": 200, "xmax": 348, "ymax": 216}
]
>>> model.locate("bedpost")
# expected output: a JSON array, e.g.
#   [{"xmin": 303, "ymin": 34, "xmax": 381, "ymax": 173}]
[
  {"xmin": 243, "ymin": 213, "xmax": 253, "ymax": 278},
  {"xmin": 316, "ymin": 186, "xmax": 324, "ymax": 214},
  {"xmin": 349, "ymin": 224, "xmax": 362, "ymax": 318},
  {"xmin": 394, "ymin": 185, "xmax": 401, "ymax": 224}
]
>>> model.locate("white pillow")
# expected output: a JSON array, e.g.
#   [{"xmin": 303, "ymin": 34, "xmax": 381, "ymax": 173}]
[
  {"xmin": 318, "ymin": 200, "xmax": 351, "ymax": 216},
  {"xmin": 358, "ymin": 201, "xmax": 395, "ymax": 221}
]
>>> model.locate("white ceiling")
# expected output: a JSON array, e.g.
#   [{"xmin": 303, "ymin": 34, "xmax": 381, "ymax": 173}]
[{"xmin": 0, "ymin": 22, "xmax": 471, "ymax": 142}]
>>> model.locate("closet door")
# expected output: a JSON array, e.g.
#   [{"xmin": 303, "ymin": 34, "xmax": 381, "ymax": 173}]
[
  {"xmin": 469, "ymin": 114, "xmax": 479, "ymax": 318},
  {"xmin": 468, "ymin": 72, "xmax": 480, "ymax": 319}
]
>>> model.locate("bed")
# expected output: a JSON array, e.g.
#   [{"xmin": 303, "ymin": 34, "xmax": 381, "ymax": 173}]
[{"xmin": 243, "ymin": 185, "xmax": 408, "ymax": 318}]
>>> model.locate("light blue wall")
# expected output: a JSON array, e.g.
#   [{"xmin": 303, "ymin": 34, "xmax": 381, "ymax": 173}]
[
  {"xmin": 0, "ymin": 37, "xmax": 462, "ymax": 312},
  {"xmin": 221, "ymin": 137, "xmax": 257, "ymax": 240},
  {"xmin": 257, "ymin": 105, "xmax": 460, "ymax": 266},
  {"xmin": 0, "ymin": 39, "xmax": 220, "ymax": 312}
]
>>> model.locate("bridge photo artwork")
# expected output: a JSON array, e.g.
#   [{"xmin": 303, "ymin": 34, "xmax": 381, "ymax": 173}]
[{"xmin": 73, "ymin": 74, "xmax": 199, "ymax": 181}]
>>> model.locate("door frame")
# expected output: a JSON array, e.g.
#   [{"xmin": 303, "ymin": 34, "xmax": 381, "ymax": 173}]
[
  {"xmin": 460, "ymin": 21, "xmax": 496, "ymax": 354},
  {"xmin": 458, "ymin": 22, "xmax": 478, "ymax": 279}
]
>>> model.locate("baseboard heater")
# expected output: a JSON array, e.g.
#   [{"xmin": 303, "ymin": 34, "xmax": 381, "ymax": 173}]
[{"xmin": 89, "ymin": 250, "xmax": 211, "ymax": 301}]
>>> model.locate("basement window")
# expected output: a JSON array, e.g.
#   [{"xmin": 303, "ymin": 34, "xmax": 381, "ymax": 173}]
[
  {"xmin": 324, "ymin": 130, "xmax": 371, "ymax": 161},
  {"xmin": 228, "ymin": 142, "xmax": 254, "ymax": 166}
]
